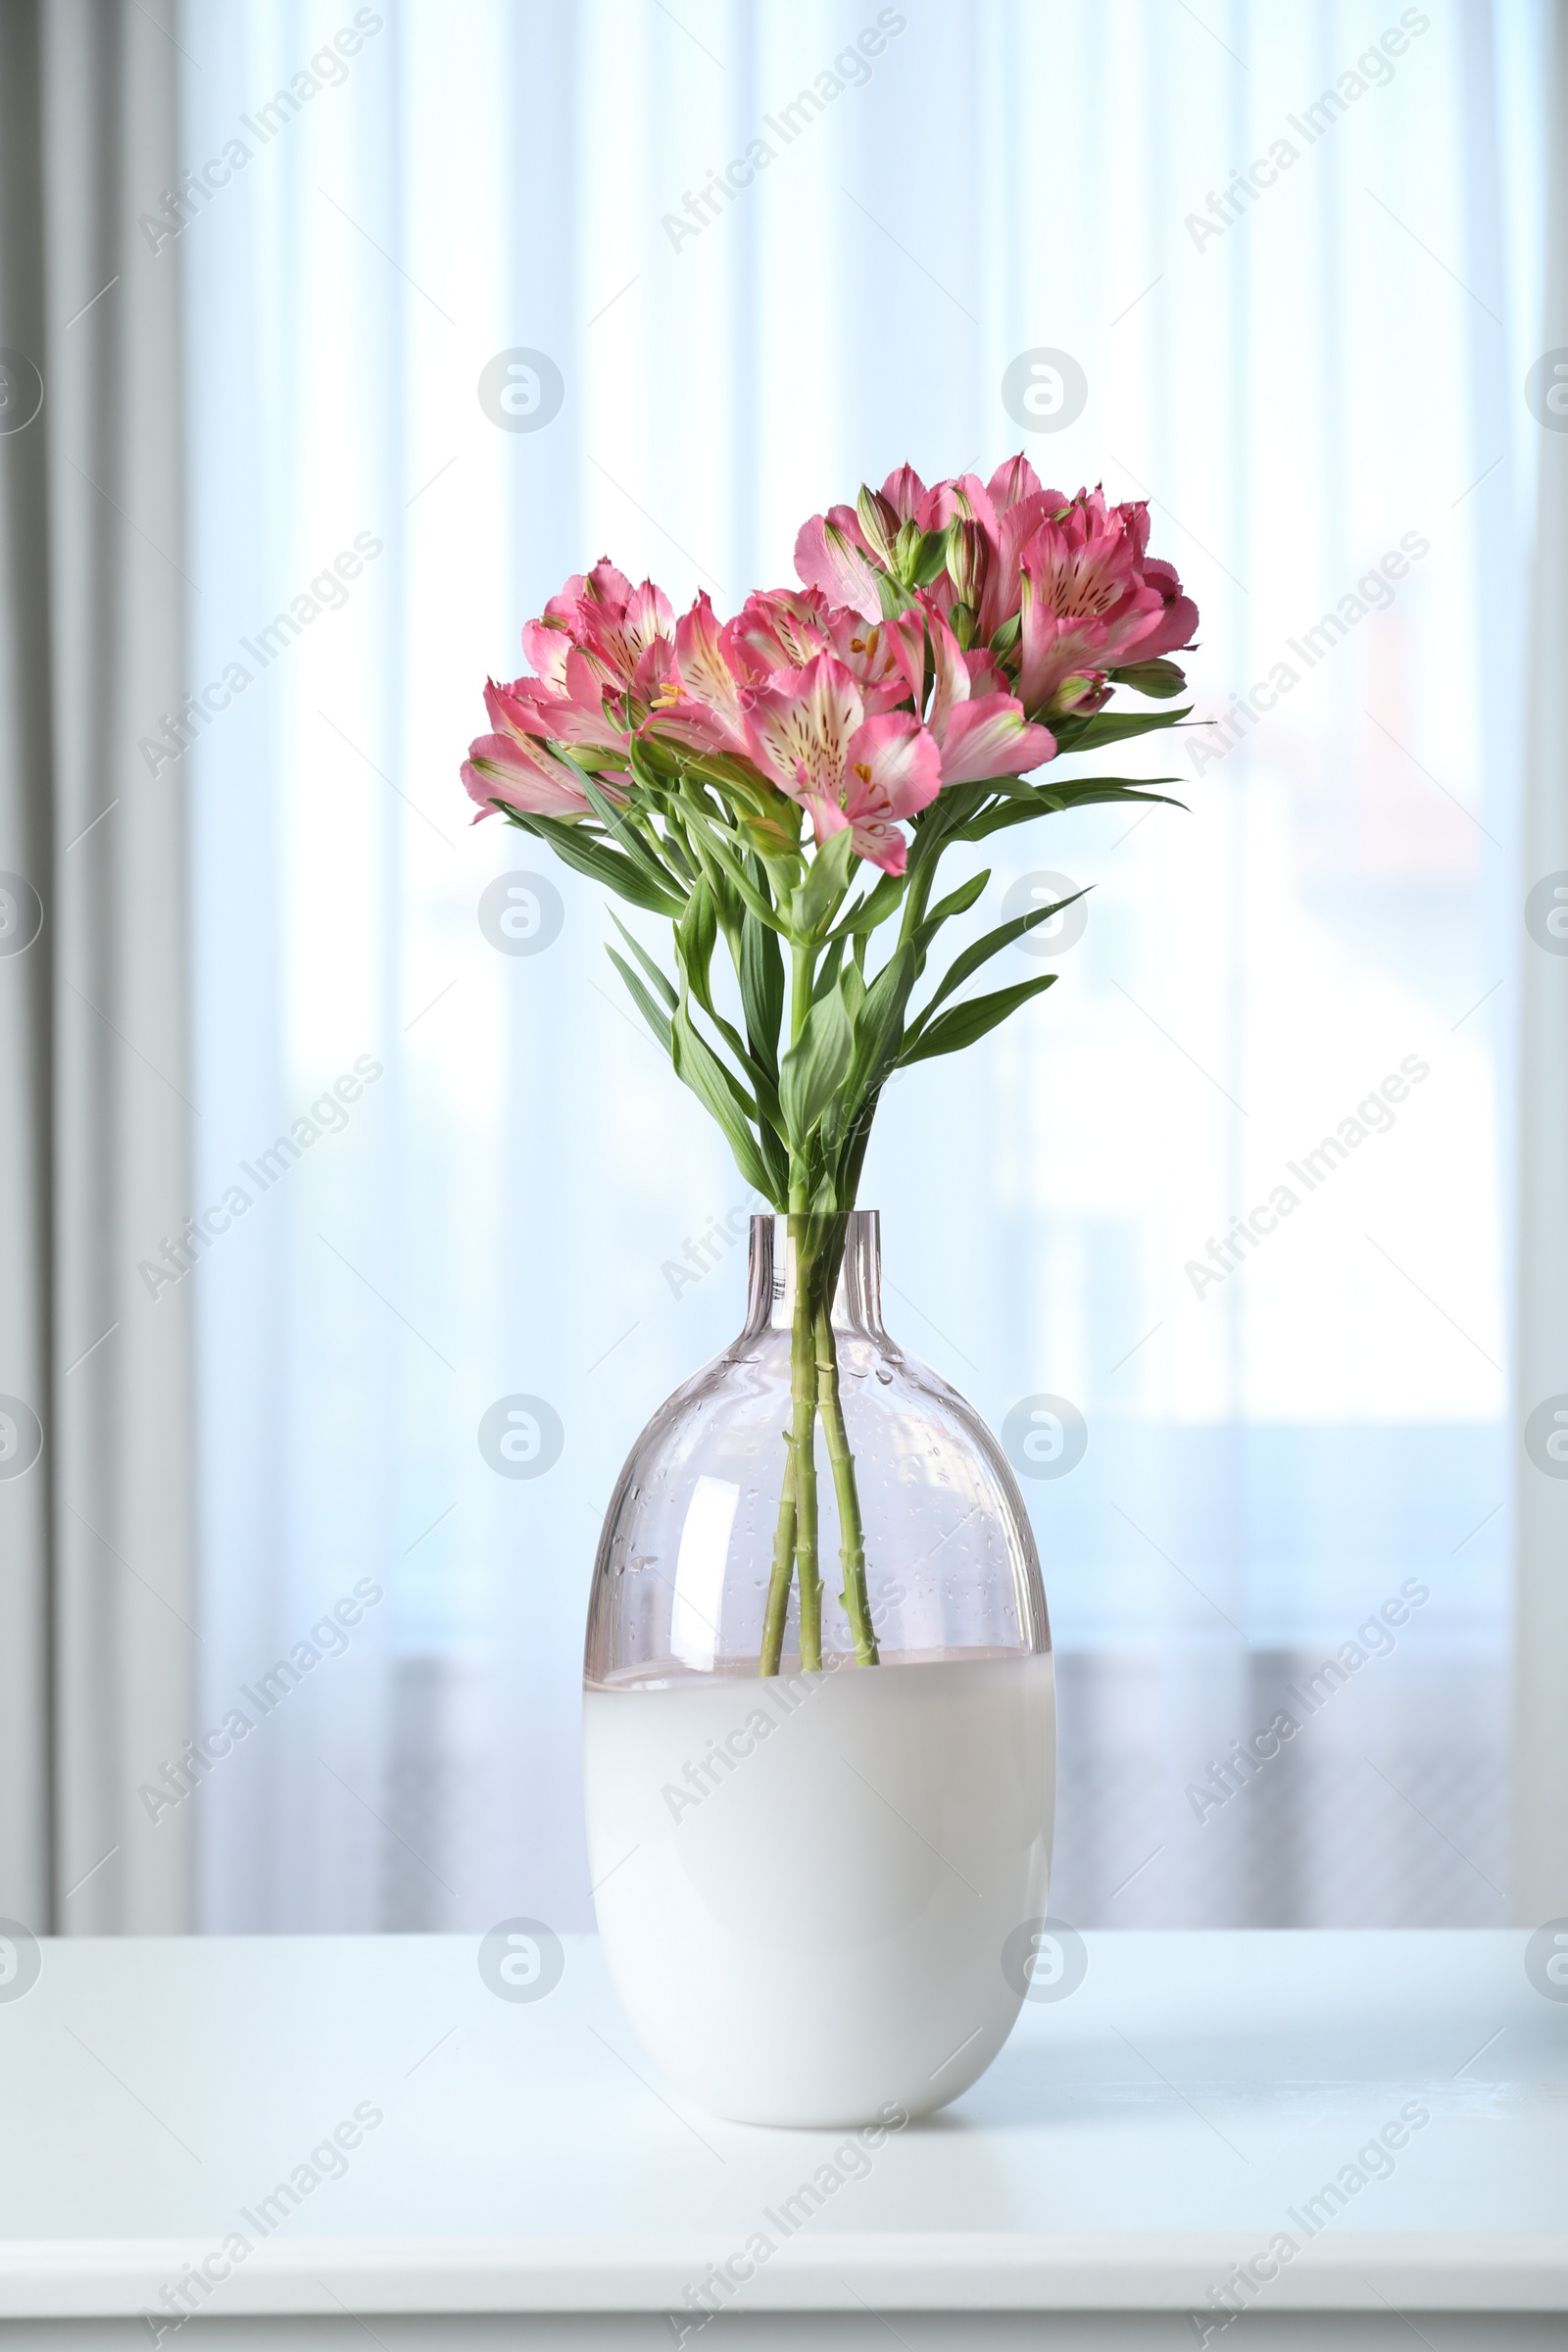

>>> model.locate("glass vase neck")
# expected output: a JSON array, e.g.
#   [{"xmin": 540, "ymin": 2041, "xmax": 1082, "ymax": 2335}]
[{"xmin": 744, "ymin": 1211, "xmax": 885, "ymax": 1339}]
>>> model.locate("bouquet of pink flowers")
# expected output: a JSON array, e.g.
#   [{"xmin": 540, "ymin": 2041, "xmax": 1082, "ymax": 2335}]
[{"xmin": 462, "ymin": 456, "xmax": 1197, "ymax": 1674}]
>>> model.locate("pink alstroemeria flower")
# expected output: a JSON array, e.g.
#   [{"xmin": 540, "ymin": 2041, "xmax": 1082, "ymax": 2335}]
[
  {"xmin": 501, "ymin": 651, "xmax": 636, "ymax": 754},
  {"xmin": 909, "ymin": 462, "xmax": 1069, "ymax": 642},
  {"xmin": 919, "ymin": 608, "xmax": 1056, "ymax": 785},
  {"xmin": 512, "ymin": 562, "xmax": 677, "ymax": 752},
  {"xmin": 729, "ymin": 588, "xmax": 913, "ymax": 712},
  {"xmin": 462, "ymin": 678, "xmax": 600, "ymax": 820},
  {"xmin": 793, "ymin": 461, "xmax": 1198, "ymax": 711},
  {"xmin": 794, "ymin": 464, "xmax": 955, "ymax": 618},
  {"xmin": 648, "ymin": 590, "xmax": 753, "ymax": 760},
  {"xmin": 649, "ymin": 588, "xmax": 918, "ymax": 763},
  {"xmin": 532, "ymin": 562, "xmax": 675, "ymax": 691},
  {"xmin": 743, "ymin": 653, "xmax": 940, "ymax": 874},
  {"xmin": 1018, "ymin": 489, "xmax": 1199, "ymax": 714}
]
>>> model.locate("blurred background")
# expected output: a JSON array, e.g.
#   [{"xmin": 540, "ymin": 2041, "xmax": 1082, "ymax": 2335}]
[{"xmin": 4, "ymin": 0, "xmax": 1566, "ymax": 1940}]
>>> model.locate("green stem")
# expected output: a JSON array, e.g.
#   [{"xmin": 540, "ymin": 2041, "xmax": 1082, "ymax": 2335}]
[
  {"xmin": 760, "ymin": 1452, "xmax": 796, "ymax": 1677},
  {"xmin": 898, "ymin": 851, "xmax": 939, "ymax": 953},
  {"xmin": 787, "ymin": 936, "xmax": 813, "ymax": 1209},
  {"xmin": 789, "ymin": 1229, "xmax": 823, "ymax": 1672},
  {"xmin": 761, "ymin": 935, "xmax": 820, "ymax": 1675},
  {"xmin": 815, "ymin": 1297, "xmax": 878, "ymax": 1665}
]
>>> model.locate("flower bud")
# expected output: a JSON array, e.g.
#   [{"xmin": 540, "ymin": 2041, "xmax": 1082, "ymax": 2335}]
[
  {"xmin": 1048, "ymin": 670, "xmax": 1112, "ymax": 717},
  {"xmin": 856, "ymin": 484, "xmax": 901, "ymax": 568},
  {"xmin": 892, "ymin": 518, "xmax": 923, "ymax": 583},
  {"xmin": 946, "ymin": 518, "xmax": 989, "ymax": 610}
]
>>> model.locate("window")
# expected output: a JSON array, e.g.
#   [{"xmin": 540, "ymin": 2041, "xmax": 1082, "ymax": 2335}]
[{"xmin": 181, "ymin": 0, "xmax": 1547, "ymax": 1931}]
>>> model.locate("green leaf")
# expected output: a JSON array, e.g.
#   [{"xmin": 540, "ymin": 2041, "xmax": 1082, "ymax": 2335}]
[
  {"xmin": 1053, "ymin": 705, "xmax": 1192, "ymax": 753},
  {"xmin": 508, "ymin": 808, "xmax": 687, "ymax": 918},
  {"xmin": 797, "ymin": 826, "xmax": 858, "ymax": 939},
  {"xmin": 909, "ymin": 779, "xmax": 988, "ymax": 853},
  {"xmin": 837, "ymin": 940, "xmax": 916, "ymax": 1118},
  {"xmin": 605, "ymin": 946, "xmax": 672, "ymax": 1054},
  {"xmin": 671, "ymin": 1004, "xmax": 772, "ymax": 1195},
  {"xmin": 678, "ymin": 785, "xmax": 793, "ymax": 934},
  {"xmin": 738, "ymin": 905, "xmax": 784, "ymax": 1078},
  {"xmin": 756, "ymin": 1122, "xmax": 790, "ymax": 1206},
  {"xmin": 910, "ymin": 892, "xmax": 1084, "ymax": 1033},
  {"xmin": 673, "ymin": 882, "xmax": 718, "ymax": 1014},
  {"xmin": 899, "ymin": 974, "xmax": 1057, "ymax": 1066},
  {"xmin": 950, "ymin": 781, "xmax": 1186, "ymax": 845},
  {"xmin": 666, "ymin": 885, "xmax": 777, "ymax": 1110},
  {"xmin": 1040, "ymin": 775, "xmax": 1186, "ymax": 806},
  {"xmin": 838, "ymin": 956, "xmax": 866, "ymax": 1028},
  {"xmin": 1109, "ymin": 658, "xmax": 1188, "ymax": 698},
  {"xmin": 779, "ymin": 985, "xmax": 855, "ymax": 1151},
  {"xmin": 914, "ymin": 867, "xmax": 990, "ymax": 951},
  {"xmin": 610, "ymin": 911, "xmax": 678, "ymax": 1011},
  {"xmin": 873, "ymin": 567, "xmax": 917, "ymax": 620},
  {"xmin": 581, "ymin": 771, "xmax": 688, "ymax": 908},
  {"xmin": 811, "ymin": 935, "xmax": 847, "ymax": 1004},
  {"xmin": 908, "ymin": 525, "xmax": 951, "ymax": 586},
  {"xmin": 831, "ymin": 867, "xmax": 906, "ymax": 939}
]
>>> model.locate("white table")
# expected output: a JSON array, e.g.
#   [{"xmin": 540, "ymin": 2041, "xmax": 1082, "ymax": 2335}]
[{"xmin": 0, "ymin": 1931, "xmax": 1562, "ymax": 2347}]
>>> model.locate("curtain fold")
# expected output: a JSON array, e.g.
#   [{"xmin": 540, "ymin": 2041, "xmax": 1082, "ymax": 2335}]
[
  {"xmin": 0, "ymin": 0, "xmax": 194, "ymax": 1935},
  {"xmin": 1513, "ymin": 0, "xmax": 1568, "ymax": 1925}
]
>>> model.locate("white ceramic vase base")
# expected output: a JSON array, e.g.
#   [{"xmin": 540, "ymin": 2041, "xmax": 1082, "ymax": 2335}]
[{"xmin": 584, "ymin": 1652, "xmax": 1055, "ymax": 2127}]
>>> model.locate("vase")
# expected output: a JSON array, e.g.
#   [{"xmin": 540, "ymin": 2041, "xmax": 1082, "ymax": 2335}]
[{"xmin": 581, "ymin": 1209, "xmax": 1054, "ymax": 2128}]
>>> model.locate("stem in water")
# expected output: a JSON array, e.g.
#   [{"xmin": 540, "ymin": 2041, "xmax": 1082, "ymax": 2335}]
[
  {"xmin": 815, "ymin": 1298, "xmax": 878, "ymax": 1665},
  {"xmin": 760, "ymin": 1451, "xmax": 796, "ymax": 1677},
  {"xmin": 788, "ymin": 1218, "xmax": 823, "ymax": 1672}
]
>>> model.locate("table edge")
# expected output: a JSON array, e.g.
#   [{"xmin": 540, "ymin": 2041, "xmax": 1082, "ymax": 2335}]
[{"xmin": 2, "ymin": 2232, "xmax": 1564, "ymax": 2319}]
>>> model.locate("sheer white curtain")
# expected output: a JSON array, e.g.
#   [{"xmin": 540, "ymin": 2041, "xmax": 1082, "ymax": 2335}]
[
  {"xmin": 1515, "ymin": 0, "xmax": 1568, "ymax": 1925},
  {"xmin": 178, "ymin": 0, "xmax": 1546, "ymax": 1933}
]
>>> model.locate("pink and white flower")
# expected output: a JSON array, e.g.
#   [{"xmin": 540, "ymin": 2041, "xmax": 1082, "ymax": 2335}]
[
  {"xmin": 920, "ymin": 608, "xmax": 1056, "ymax": 784},
  {"xmin": 505, "ymin": 561, "xmax": 677, "ymax": 753},
  {"xmin": 462, "ymin": 678, "xmax": 603, "ymax": 820},
  {"xmin": 1018, "ymin": 489, "xmax": 1198, "ymax": 713},
  {"xmin": 742, "ymin": 653, "xmax": 941, "ymax": 874},
  {"xmin": 648, "ymin": 590, "xmax": 754, "ymax": 760},
  {"xmin": 648, "ymin": 588, "xmax": 918, "ymax": 763},
  {"xmin": 793, "ymin": 459, "xmax": 1198, "ymax": 718},
  {"xmin": 533, "ymin": 561, "xmax": 675, "ymax": 692}
]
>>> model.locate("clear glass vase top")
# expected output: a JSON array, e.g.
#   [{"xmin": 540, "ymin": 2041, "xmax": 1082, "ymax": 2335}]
[{"xmin": 584, "ymin": 1212, "xmax": 1049, "ymax": 1687}]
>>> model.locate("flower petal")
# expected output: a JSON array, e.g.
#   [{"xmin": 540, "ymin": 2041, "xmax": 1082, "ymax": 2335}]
[
  {"xmin": 519, "ymin": 616, "xmax": 572, "ymax": 691},
  {"xmin": 925, "ymin": 608, "xmax": 972, "ymax": 737},
  {"xmin": 726, "ymin": 586, "xmax": 832, "ymax": 680},
  {"xmin": 744, "ymin": 654, "xmax": 865, "ymax": 805},
  {"xmin": 462, "ymin": 731, "xmax": 593, "ymax": 818},
  {"xmin": 986, "ymin": 454, "xmax": 1044, "ymax": 514},
  {"xmin": 935, "ymin": 697, "xmax": 1055, "ymax": 786},
  {"xmin": 879, "ymin": 464, "xmax": 929, "ymax": 525},
  {"xmin": 843, "ymin": 711, "xmax": 943, "ymax": 820},
  {"xmin": 793, "ymin": 513, "xmax": 883, "ymax": 621},
  {"xmin": 1125, "ymin": 560, "xmax": 1199, "ymax": 662},
  {"xmin": 916, "ymin": 472, "xmax": 999, "ymax": 540}
]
